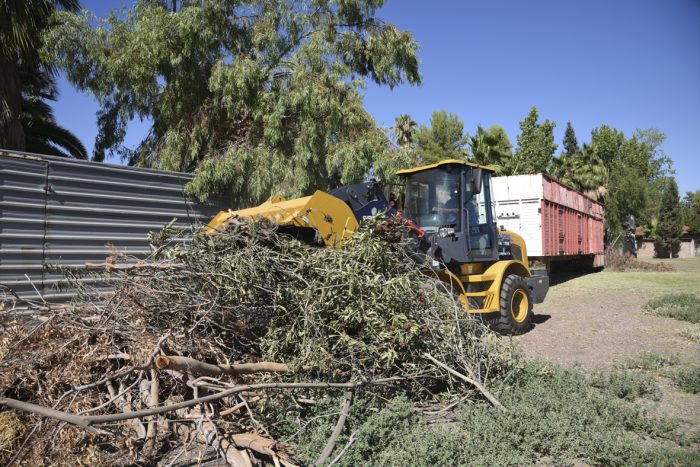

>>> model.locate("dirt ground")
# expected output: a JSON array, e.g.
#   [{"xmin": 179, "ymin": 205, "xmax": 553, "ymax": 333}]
[
  {"xmin": 515, "ymin": 256, "xmax": 700, "ymax": 433},
  {"xmin": 517, "ymin": 257, "xmax": 700, "ymax": 368}
]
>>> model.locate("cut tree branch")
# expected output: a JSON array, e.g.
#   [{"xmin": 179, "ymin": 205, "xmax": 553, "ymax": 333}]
[
  {"xmin": 315, "ymin": 390, "xmax": 353, "ymax": 466},
  {"xmin": 155, "ymin": 355, "xmax": 290, "ymax": 377},
  {"xmin": 0, "ymin": 378, "xmax": 402, "ymax": 429},
  {"xmin": 83, "ymin": 261, "xmax": 185, "ymax": 272},
  {"xmin": 423, "ymin": 353, "xmax": 506, "ymax": 412}
]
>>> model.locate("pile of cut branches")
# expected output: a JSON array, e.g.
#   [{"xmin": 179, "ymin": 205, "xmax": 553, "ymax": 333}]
[
  {"xmin": 0, "ymin": 216, "xmax": 511, "ymax": 465},
  {"xmin": 605, "ymin": 251, "xmax": 674, "ymax": 272}
]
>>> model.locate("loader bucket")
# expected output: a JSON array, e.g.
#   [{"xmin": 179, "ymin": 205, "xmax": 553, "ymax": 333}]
[{"xmin": 205, "ymin": 190, "xmax": 359, "ymax": 248}]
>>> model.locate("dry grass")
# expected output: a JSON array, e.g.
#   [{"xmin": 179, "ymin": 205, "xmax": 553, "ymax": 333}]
[{"xmin": 678, "ymin": 324, "xmax": 700, "ymax": 343}]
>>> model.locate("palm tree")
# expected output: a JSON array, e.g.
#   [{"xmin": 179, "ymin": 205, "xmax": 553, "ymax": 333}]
[
  {"xmin": 576, "ymin": 145, "xmax": 608, "ymax": 200},
  {"xmin": 547, "ymin": 147, "xmax": 608, "ymax": 200},
  {"xmin": 20, "ymin": 66, "xmax": 87, "ymax": 158},
  {"xmin": 468, "ymin": 124, "xmax": 512, "ymax": 174},
  {"xmin": 547, "ymin": 153, "xmax": 578, "ymax": 188},
  {"xmin": 1, "ymin": 0, "xmax": 85, "ymax": 157},
  {"xmin": 392, "ymin": 114, "xmax": 417, "ymax": 147}
]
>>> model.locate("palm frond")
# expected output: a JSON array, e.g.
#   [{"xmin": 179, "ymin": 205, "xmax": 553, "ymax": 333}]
[{"xmin": 23, "ymin": 115, "xmax": 87, "ymax": 159}]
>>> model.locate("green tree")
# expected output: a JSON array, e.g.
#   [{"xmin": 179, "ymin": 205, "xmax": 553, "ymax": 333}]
[
  {"xmin": 586, "ymin": 125, "xmax": 625, "ymax": 174},
  {"xmin": 682, "ymin": 190, "xmax": 700, "ymax": 235},
  {"xmin": 621, "ymin": 128, "xmax": 672, "ymax": 181},
  {"xmin": 582, "ymin": 125, "xmax": 672, "ymax": 233},
  {"xmin": 1, "ymin": 0, "xmax": 86, "ymax": 158},
  {"xmin": 548, "ymin": 121, "xmax": 601, "ymax": 193},
  {"xmin": 373, "ymin": 114, "xmax": 421, "ymax": 189},
  {"xmin": 44, "ymin": 0, "xmax": 420, "ymax": 206},
  {"xmin": 605, "ymin": 168, "xmax": 648, "ymax": 239},
  {"xmin": 508, "ymin": 106, "xmax": 556, "ymax": 175},
  {"xmin": 468, "ymin": 124, "xmax": 512, "ymax": 174},
  {"xmin": 654, "ymin": 178, "xmax": 683, "ymax": 258},
  {"xmin": 415, "ymin": 110, "xmax": 468, "ymax": 163},
  {"xmin": 575, "ymin": 147, "xmax": 608, "ymax": 199},
  {"xmin": 563, "ymin": 121, "xmax": 580, "ymax": 157}
]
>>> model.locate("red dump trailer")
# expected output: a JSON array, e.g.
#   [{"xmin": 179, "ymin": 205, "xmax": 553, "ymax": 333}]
[{"xmin": 492, "ymin": 173, "xmax": 605, "ymax": 272}]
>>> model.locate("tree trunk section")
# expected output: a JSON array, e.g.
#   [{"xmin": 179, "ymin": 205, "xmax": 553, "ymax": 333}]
[{"xmin": 0, "ymin": 58, "xmax": 26, "ymax": 150}]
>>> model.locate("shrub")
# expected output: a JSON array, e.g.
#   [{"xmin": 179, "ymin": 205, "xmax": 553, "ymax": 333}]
[
  {"xmin": 293, "ymin": 362, "xmax": 689, "ymax": 466},
  {"xmin": 643, "ymin": 294, "xmax": 700, "ymax": 323},
  {"xmin": 671, "ymin": 367, "xmax": 700, "ymax": 394},
  {"xmin": 590, "ymin": 370, "xmax": 660, "ymax": 401},
  {"xmin": 678, "ymin": 324, "xmax": 700, "ymax": 342},
  {"xmin": 621, "ymin": 352, "xmax": 680, "ymax": 371}
]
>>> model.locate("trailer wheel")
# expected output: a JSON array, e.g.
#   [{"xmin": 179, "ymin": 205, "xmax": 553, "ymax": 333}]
[{"xmin": 491, "ymin": 274, "xmax": 533, "ymax": 335}]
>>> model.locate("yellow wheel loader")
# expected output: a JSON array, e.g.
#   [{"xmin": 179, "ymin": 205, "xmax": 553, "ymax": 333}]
[{"xmin": 207, "ymin": 159, "xmax": 548, "ymax": 334}]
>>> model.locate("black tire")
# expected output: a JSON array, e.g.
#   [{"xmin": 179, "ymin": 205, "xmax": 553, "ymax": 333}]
[{"xmin": 490, "ymin": 274, "xmax": 533, "ymax": 335}]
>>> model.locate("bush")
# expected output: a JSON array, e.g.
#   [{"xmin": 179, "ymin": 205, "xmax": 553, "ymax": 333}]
[
  {"xmin": 590, "ymin": 370, "xmax": 660, "ymax": 401},
  {"xmin": 678, "ymin": 324, "xmax": 700, "ymax": 342},
  {"xmin": 292, "ymin": 363, "xmax": 693, "ymax": 466},
  {"xmin": 671, "ymin": 367, "xmax": 700, "ymax": 394},
  {"xmin": 643, "ymin": 294, "xmax": 700, "ymax": 323},
  {"xmin": 621, "ymin": 352, "xmax": 680, "ymax": 371}
]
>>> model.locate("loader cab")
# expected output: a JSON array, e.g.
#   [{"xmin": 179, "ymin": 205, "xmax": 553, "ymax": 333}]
[{"xmin": 397, "ymin": 160, "xmax": 499, "ymax": 267}]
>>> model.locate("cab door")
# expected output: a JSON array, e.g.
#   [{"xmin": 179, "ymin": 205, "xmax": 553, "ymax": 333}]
[{"xmin": 464, "ymin": 170, "xmax": 498, "ymax": 261}]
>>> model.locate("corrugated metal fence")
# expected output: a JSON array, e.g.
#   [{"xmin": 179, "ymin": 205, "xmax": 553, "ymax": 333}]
[{"xmin": 0, "ymin": 150, "xmax": 224, "ymax": 306}]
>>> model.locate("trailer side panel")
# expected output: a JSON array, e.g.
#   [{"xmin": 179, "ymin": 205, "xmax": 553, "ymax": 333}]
[{"xmin": 493, "ymin": 174, "xmax": 604, "ymax": 268}]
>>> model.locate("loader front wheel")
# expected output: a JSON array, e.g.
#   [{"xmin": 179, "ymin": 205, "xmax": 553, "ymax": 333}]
[{"xmin": 491, "ymin": 274, "xmax": 533, "ymax": 335}]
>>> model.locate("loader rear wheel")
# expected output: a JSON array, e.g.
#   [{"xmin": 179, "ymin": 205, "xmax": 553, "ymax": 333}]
[{"xmin": 491, "ymin": 274, "xmax": 532, "ymax": 335}]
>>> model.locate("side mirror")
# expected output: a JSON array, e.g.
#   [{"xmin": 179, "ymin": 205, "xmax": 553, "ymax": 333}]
[{"xmin": 471, "ymin": 168, "xmax": 483, "ymax": 194}]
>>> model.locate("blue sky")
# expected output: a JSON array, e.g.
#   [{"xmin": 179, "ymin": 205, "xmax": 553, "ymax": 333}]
[{"xmin": 53, "ymin": 0, "xmax": 700, "ymax": 195}]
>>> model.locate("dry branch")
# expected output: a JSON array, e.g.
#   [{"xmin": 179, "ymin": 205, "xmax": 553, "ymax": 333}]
[
  {"xmin": 196, "ymin": 420, "xmax": 253, "ymax": 467},
  {"xmin": 315, "ymin": 390, "xmax": 353, "ymax": 466},
  {"xmin": 83, "ymin": 261, "xmax": 185, "ymax": 272},
  {"xmin": 154, "ymin": 355, "xmax": 290, "ymax": 377},
  {"xmin": 232, "ymin": 433, "xmax": 297, "ymax": 466},
  {"xmin": 1, "ymin": 217, "xmax": 508, "ymax": 464},
  {"xmin": 106, "ymin": 381, "xmax": 146, "ymax": 439},
  {"xmin": 0, "ymin": 379, "xmax": 400, "ymax": 429},
  {"xmin": 423, "ymin": 353, "xmax": 506, "ymax": 412}
]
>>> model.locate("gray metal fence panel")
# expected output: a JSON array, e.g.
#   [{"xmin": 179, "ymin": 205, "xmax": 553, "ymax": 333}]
[
  {"xmin": 0, "ymin": 151, "xmax": 224, "ymax": 305},
  {"xmin": 0, "ymin": 153, "xmax": 48, "ymax": 301}
]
